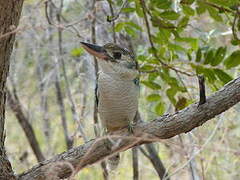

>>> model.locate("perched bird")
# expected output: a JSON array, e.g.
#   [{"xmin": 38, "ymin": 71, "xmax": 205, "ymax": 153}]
[{"xmin": 81, "ymin": 42, "xmax": 139, "ymax": 170}]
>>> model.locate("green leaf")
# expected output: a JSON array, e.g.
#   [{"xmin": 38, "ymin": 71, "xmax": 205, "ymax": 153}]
[
  {"xmin": 166, "ymin": 87, "xmax": 177, "ymax": 105},
  {"xmin": 138, "ymin": 55, "xmax": 146, "ymax": 62},
  {"xmin": 181, "ymin": 0, "xmax": 195, "ymax": 5},
  {"xmin": 151, "ymin": 16, "xmax": 176, "ymax": 29},
  {"xmin": 207, "ymin": 6, "xmax": 223, "ymax": 22},
  {"xmin": 231, "ymin": 39, "xmax": 240, "ymax": 46},
  {"xmin": 124, "ymin": 26, "xmax": 136, "ymax": 37},
  {"xmin": 122, "ymin": 7, "xmax": 135, "ymax": 13},
  {"xmin": 178, "ymin": 16, "xmax": 189, "ymax": 28},
  {"xmin": 141, "ymin": 80, "xmax": 161, "ymax": 90},
  {"xmin": 153, "ymin": 0, "xmax": 172, "ymax": 9},
  {"xmin": 204, "ymin": 49, "xmax": 214, "ymax": 64},
  {"xmin": 187, "ymin": 52, "xmax": 192, "ymax": 61},
  {"xmin": 196, "ymin": 48, "xmax": 202, "ymax": 62},
  {"xmin": 168, "ymin": 43, "xmax": 186, "ymax": 52},
  {"xmin": 155, "ymin": 102, "xmax": 165, "ymax": 115},
  {"xmin": 140, "ymin": 64, "xmax": 155, "ymax": 71},
  {"xmin": 148, "ymin": 72, "xmax": 158, "ymax": 81},
  {"xmin": 146, "ymin": 94, "xmax": 161, "ymax": 102},
  {"xmin": 208, "ymin": 0, "xmax": 237, "ymax": 7},
  {"xmin": 195, "ymin": 66, "xmax": 217, "ymax": 83},
  {"xmin": 182, "ymin": 5, "xmax": 195, "ymax": 16},
  {"xmin": 135, "ymin": 1, "xmax": 144, "ymax": 17},
  {"xmin": 211, "ymin": 46, "xmax": 227, "ymax": 66},
  {"xmin": 126, "ymin": 21, "xmax": 142, "ymax": 31},
  {"xmin": 203, "ymin": 68, "xmax": 217, "ymax": 83},
  {"xmin": 159, "ymin": 11, "xmax": 180, "ymax": 20},
  {"xmin": 115, "ymin": 22, "xmax": 125, "ymax": 32},
  {"xmin": 196, "ymin": 1, "xmax": 207, "ymax": 14},
  {"xmin": 214, "ymin": 69, "xmax": 233, "ymax": 84},
  {"xmin": 70, "ymin": 48, "xmax": 84, "ymax": 57},
  {"xmin": 154, "ymin": 29, "xmax": 171, "ymax": 45},
  {"xmin": 176, "ymin": 37, "xmax": 198, "ymax": 50},
  {"xmin": 224, "ymin": 50, "xmax": 240, "ymax": 69}
]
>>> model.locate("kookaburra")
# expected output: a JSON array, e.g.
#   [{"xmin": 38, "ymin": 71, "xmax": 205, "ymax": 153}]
[{"xmin": 81, "ymin": 42, "xmax": 139, "ymax": 170}]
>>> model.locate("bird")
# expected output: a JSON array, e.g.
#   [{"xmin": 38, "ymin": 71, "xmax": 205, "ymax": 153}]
[{"xmin": 81, "ymin": 42, "xmax": 139, "ymax": 171}]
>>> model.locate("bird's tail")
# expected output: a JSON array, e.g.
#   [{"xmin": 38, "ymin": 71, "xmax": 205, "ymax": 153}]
[{"xmin": 107, "ymin": 153, "xmax": 120, "ymax": 171}]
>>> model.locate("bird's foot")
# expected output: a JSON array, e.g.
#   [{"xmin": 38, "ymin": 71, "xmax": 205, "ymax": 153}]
[{"xmin": 128, "ymin": 121, "xmax": 136, "ymax": 134}]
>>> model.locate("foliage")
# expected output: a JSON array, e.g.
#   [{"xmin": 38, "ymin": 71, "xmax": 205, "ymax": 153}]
[{"xmin": 113, "ymin": 0, "xmax": 240, "ymax": 114}]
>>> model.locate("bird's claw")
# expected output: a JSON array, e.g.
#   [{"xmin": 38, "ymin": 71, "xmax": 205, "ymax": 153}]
[{"xmin": 128, "ymin": 121, "xmax": 136, "ymax": 134}]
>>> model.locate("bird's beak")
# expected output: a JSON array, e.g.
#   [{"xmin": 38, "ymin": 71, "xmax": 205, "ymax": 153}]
[{"xmin": 81, "ymin": 42, "xmax": 109, "ymax": 60}]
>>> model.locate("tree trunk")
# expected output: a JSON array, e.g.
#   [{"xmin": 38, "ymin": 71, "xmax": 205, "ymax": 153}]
[{"xmin": 0, "ymin": 0, "xmax": 24, "ymax": 179}]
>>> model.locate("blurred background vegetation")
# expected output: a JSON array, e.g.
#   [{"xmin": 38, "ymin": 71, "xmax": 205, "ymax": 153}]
[{"xmin": 5, "ymin": 0, "xmax": 240, "ymax": 179}]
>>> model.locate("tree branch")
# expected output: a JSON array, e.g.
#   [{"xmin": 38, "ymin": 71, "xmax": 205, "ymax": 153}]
[
  {"xmin": 18, "ymin": 76, "xmax": 240, "ymax": 179},
  {"xmin": 6, "ymin": 88, "xmax": 45, "ymax": 162},
  {"xmin": 143, "ymin": 144, "xmax": 170, "ymax": 180},
  {"xmin": 132, "ymin": 147, "xmax": 139, "ymax": 180}
]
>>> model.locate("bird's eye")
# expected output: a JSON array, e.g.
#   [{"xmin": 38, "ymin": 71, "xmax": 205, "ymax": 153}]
[{"xmin": 113, "ymin": 52, "xmax": 122, "ymax": 59}]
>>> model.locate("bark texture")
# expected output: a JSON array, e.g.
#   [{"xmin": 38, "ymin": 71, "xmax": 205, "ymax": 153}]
[
  {"xmin": 0, "ymin": 0, "xmax": 24, "ymax": 179},
  {"xmin": 18, "ymin": 76, "xmax": 240, "ymax": 180}
]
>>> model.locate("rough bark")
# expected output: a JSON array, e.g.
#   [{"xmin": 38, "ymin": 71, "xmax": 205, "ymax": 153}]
[
  {"xmin": 0, "ymin": 0, "xmax": 24, "ymax": 179},
  {"xmin": 18, "ymin": 76, "xmax": 240, "ymax": 179}
]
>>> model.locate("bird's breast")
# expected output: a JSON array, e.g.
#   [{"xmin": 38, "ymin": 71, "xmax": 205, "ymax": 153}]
[{"xmin": 98, "ymin": 73, "xmax": 139, "ymax": 131}]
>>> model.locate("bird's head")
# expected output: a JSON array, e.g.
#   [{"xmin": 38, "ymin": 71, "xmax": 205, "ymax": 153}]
[{"xmin": 81, "ymin": 42, "xmax": 139, "ymax": 80}]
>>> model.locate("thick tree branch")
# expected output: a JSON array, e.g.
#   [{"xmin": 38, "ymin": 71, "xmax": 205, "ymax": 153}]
[{"xmin": 18, "ymin": 76, "xmax": 240, "ymax": 180}]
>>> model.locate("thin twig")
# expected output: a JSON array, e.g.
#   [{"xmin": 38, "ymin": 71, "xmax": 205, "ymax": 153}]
[
  {"xmin": 107, "ymin": 0, "xmax": 117, "ymax": 43},
  {"xmin": 106, "ymin": 0, "xmax": 128, "ymax": 22},
  {"xmin": 44, "ymin": 0, "xmax": 83, "ymax": 38},
  {"xmin": 232, "ymin": 5, "xmax": 240, "ymax": 43},
  {"xmin": 0, "ymin": 26, "xmax": 26, "ymax": 40},
  {"xmin": 44, "ymin": 1, "xmax": 53, "ymax": 25}
]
